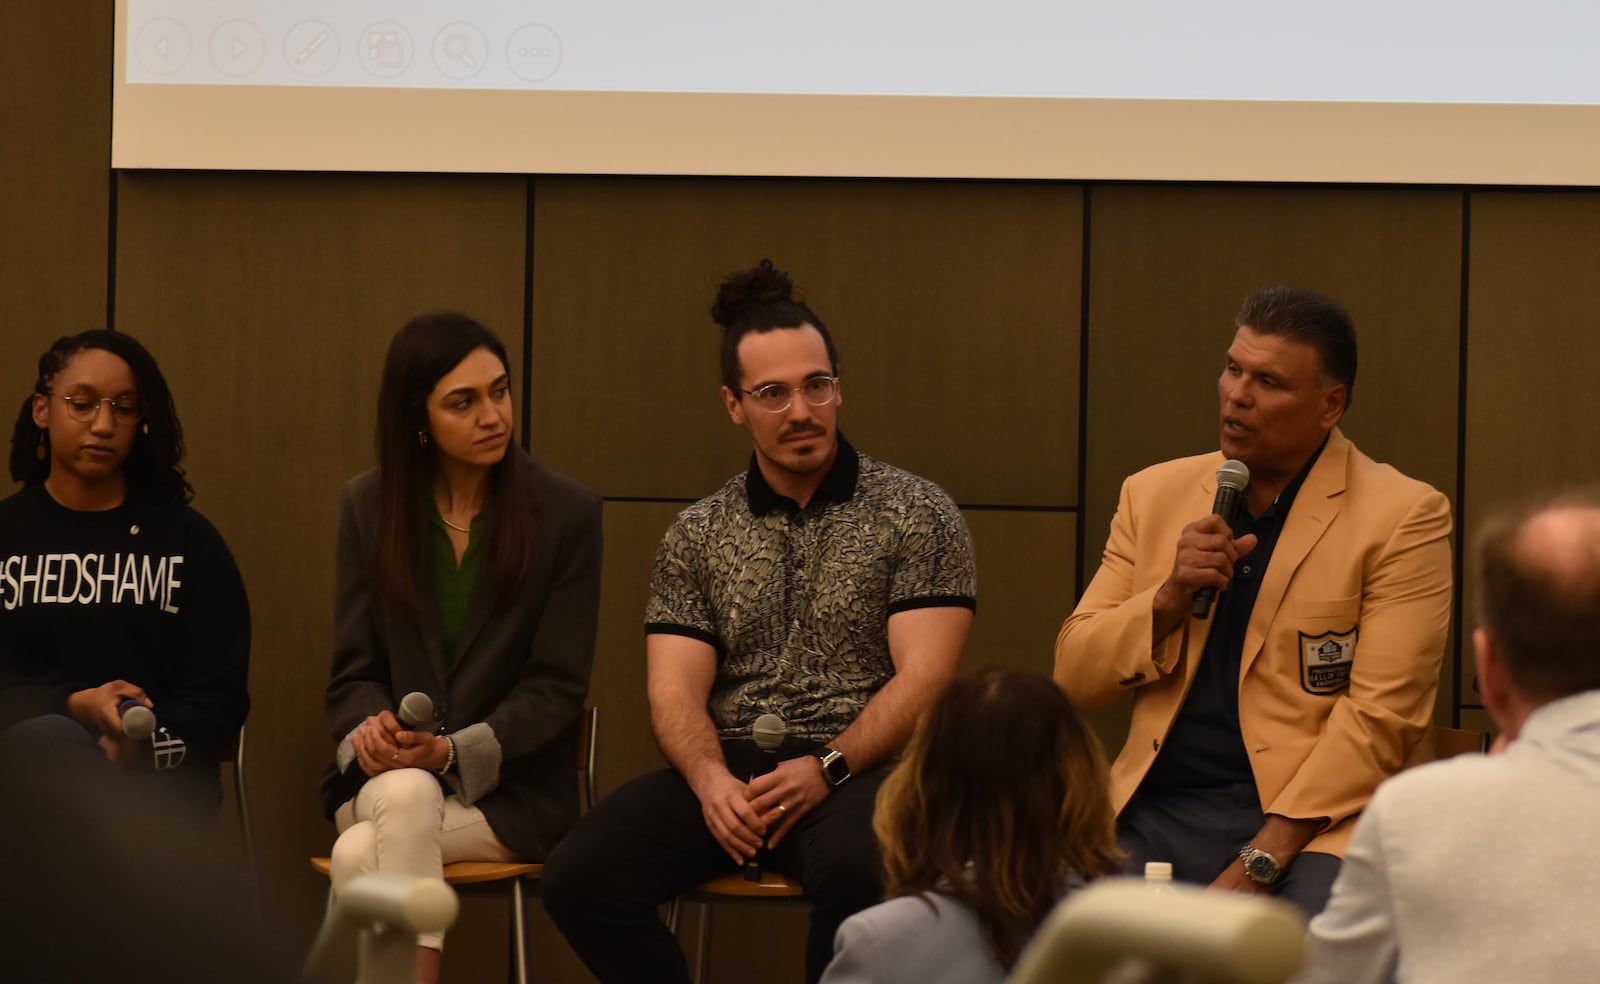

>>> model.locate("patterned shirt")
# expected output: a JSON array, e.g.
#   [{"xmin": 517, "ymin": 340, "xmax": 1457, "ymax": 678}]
[{"xmin": 645, "ymin": 437, "xmax": 977, "ymax": 742}]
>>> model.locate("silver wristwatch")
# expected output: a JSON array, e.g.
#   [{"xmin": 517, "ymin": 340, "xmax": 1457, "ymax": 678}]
[{"xmin": 1238, "ymin": 844, "xmax": 1283, "ymax": 885}]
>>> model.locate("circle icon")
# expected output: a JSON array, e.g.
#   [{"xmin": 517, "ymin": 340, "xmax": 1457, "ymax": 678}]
[
  {"xmin": 506, "ymin": 24, "xmax": 562, "ymax": 83},
  {"xmin": 432, "ymin": 23, "xmax": 489, "ymax": 81},
  {"xmin": 359, "ymin": 21, "xmax": 414, "ymax": 79},
  {"xmin": 209, "ymin": 20, "xmax": 265, "ymax": 78},
  {"xmin": 135, "ymin": 18, "xmax": 191, "ymax": 75},
  {"xmin": 284, "ymin": 20, "xmax": 340, "ymax": 78}
]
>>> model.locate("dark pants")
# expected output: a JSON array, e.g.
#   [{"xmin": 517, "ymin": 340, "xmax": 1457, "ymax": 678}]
[
  {"xmin": 1117, "ymin": 781, "xmax": 1341, "ymax": 917},
  {"xmin": 542, "ymin": 740, "xmax": 887, "ymax": 984}
]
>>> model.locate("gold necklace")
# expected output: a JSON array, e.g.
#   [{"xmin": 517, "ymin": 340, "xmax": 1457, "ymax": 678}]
[{"xmin": 441, "ymin": 516, "xmax": 472, "ymax": 534}]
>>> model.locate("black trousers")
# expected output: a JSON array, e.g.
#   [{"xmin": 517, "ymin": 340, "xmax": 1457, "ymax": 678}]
[
  {"xmin": 542, "ymin": 740, "xmax": 887, "ymax": 984},
  {"xmin": 1117, "ymin": 780, "xmax": 1342, "ymax": 918}
]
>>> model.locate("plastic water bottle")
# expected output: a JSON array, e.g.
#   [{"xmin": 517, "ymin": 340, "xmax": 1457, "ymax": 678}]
[{"xmin": 1144, "ymin": 861, "xmax": 1175, "ymax": 892}]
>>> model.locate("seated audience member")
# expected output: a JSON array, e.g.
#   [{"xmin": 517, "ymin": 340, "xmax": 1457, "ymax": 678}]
[
  {"xmin": 320, "ymin": 312, "xmax": 601, "ymax": 984},
  {"xmin": 0, "ymin": 330, "xmax": 250, "ymax": 808},
  {"xmin": 1292, "ymin": 489, "xmax": 1600, "ymax": 984},
  {"xmin": 820, "ymin": 668, "xmax": 1123, "ymax": 984}
]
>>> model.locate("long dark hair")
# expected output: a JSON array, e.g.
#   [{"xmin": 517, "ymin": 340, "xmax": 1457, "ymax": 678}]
[
  {"xmin": 874, "ymin": 669, "xmax": 1123, "ymax": 971},
  {"xmin": 9, "ymin": 330, "xmax": 192, "ymax": 505},
  {"xmin": 371, "ymin": 312, "xmax": 535, "ymax": 615}
]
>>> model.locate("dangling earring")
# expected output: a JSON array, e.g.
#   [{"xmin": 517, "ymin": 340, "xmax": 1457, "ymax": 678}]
[
  {"xmin": 418, "ymin": 429, "xmax": 430, "ymax": 447},
  {"xmin": 35, "ymin": 432, "xmax": 45, "ymax": 461},
  {"xmin": 141, "ymin": 421, "xmax": 149, "ymax": 436}
]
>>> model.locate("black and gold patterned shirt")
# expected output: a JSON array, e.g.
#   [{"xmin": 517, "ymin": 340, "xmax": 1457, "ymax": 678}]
[{"xmin": 645, "ymin": 436, "xmax": 977, "ymax": 742}]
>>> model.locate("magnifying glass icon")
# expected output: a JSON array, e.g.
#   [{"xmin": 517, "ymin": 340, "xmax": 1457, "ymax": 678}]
[{"xmin": 444, "ymin": 34, "xmax": 476, "ymax": 69}]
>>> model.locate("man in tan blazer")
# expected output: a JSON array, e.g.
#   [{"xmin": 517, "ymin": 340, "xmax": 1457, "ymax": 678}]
[{"xmin": 1055, "ymin": 286, "xmax": 1452, "ymax": 914}]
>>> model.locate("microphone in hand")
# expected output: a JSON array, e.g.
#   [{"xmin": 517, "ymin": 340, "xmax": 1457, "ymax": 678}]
[
  {"xmin": 745, "ymin": 713, "xmax": 787, "ymax": 881},
  {"xmin": 1192, "ymin": 459, "xmax": 1251, "ymax": 619},
  {"xmin": 398, "ymin": 692, "xmax": 436, "ymax": 730},
  {"xmin": 119, "ymin": 698, "xmax": 156, "ymax": 741}
]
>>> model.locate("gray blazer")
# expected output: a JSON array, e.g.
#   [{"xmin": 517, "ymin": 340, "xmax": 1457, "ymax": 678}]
[
  {"xmin": 821, "ymin": 893, "xmax": 1007, "ymax": 984},
  {"xmin": 319, "ymin": 450, "xmax": 601, "ymax": 859}
]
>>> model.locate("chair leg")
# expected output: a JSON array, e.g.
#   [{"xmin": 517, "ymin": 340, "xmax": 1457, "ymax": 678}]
[
  {"xmin": 693, "ymin": 902, "xmax": 711, "ymax": 984},
  {"xmin": 509, "ymin": 879, "xmax": 529, "ymax": 984}
]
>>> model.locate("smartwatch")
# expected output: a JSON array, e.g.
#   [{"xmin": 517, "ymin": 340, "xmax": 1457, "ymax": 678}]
[
  {"xmin": 1238, "ymin": 844, "xmax": 1284, "ymax": 885},
  {"xmin": 815, "ymin": 747, "xmax": 851, "ymax": 787}
]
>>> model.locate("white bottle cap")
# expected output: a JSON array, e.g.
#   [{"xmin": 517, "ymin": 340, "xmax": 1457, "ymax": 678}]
[{"xmin": 1144, "ymin": 861, "xmax": 1173, "ymax": 880}]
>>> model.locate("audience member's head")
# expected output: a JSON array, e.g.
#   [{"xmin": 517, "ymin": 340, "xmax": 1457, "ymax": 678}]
[
  {"xmin": 873, "ymin": 668, "xmax": 1123, "ymax": 971},
  {"xmin": 1474, "ymin": 487, "xmax": 1600, "ymax": 734}
]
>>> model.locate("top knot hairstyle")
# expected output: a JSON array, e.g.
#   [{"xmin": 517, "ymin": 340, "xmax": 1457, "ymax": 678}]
[{"xmin": 711, "ymin": 259, "xmax": 840, "ymax": 391}]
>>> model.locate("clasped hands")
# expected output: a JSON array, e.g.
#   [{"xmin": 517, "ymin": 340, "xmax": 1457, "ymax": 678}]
[
  {"xmin": 352, "ymin": 709, "xmax": 450, "ymax": 777},
  {"xmin": 696, "ymin": 755, "xmax": 832, "ymax": 866}
]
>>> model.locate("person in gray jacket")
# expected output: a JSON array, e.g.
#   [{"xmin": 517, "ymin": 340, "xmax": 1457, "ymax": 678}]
[
  {"xmin": 1293, "ymin": 489, "xmax": 1600, "ymax": 984},
  {"xmin": 319, "ymin": 312, "xmax": 601, "ymax": 984},
  {"xmin": 820, "ymin": 669, "xmax": 1123, "ymax": 984}
]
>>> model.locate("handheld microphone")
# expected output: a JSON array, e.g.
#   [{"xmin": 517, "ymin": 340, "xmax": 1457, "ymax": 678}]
[
  {"xmin": 1191, "ymin": 459, "xmax": 1251, "ymax": 619},
  {"xmin": 119, "ymin": 698, "xmax": 156, "ymax": 740},
  {"xmin": 745, "ymin": 713, "xmax": 787, "ymax": 881},
  {"xmin": 398, "ymin": 692, "xmax": 435, "ymax": 730}
]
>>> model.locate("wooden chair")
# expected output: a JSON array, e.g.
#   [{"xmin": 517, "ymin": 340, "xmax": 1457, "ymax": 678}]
[
  {"xmin": 310, "ymin": 705, "xmax": 598, "ymax": 984},
  {"xmin": 665, "ymin": 869, "xmax": 808, "ymax": 984}
]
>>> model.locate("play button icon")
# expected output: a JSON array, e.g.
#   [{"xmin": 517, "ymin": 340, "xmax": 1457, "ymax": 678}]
[{"xmin": 209, "ymin": 20, "xmax": 264, "ymax": 78}]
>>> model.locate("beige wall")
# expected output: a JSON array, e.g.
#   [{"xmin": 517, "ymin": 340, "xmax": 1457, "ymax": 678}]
[{"xmin": 8, "ymin": 5, "xmax": 1600, "ymax": 983}]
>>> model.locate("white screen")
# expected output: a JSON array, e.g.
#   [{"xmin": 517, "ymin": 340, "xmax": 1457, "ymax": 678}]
[{"xmin": 113, "ymin": 0, "xmax": 1600, "ymax": 183}]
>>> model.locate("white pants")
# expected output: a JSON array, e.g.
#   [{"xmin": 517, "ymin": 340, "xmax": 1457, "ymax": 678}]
[{"xmin": 330, "ymin": 768, "xmax": 516, "ymax": 950}]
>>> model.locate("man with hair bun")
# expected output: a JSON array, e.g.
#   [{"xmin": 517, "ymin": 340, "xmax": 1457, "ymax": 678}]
[
  {"xmin": 544, "ymin": 259, "xmax": 977, "ymax": 984},
  {"xmin": 1293, "ymin": 489, "xmax": 1600, "ymax": 983}
]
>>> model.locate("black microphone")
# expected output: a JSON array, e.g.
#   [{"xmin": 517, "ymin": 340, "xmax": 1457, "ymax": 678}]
[
  {"xmin": 119, "ymin": 699, "xmax": 156, "ymax": 740},
  {"xmin": 1191, "ymin": 459, "xmax": 1251, "ymax": 619},
  {"xmin": 398, "ymin": 692, "xmax": 435, "ymax": 730},
  {"xmin": 745, "ymin": 713, "xmax": 786, "ymax": 881}
]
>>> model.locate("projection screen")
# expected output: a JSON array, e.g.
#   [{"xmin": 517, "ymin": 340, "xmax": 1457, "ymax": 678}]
[{"xmin": 113, "ymin": 0, "xmax": 1600, "ymax": 184}]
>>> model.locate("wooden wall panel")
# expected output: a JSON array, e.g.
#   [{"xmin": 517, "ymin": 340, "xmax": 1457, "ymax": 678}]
[
  {"xmin": 113, "ymin": 171, "xmax": 528, "ymax": 959},
  {"xmin": 1084, "ymin": 185, "xmax": 1464, "ymax": 725},
  {"xmin": 963, "ymin": 509, "xmax": 1075, "ymax": 676},
  {"xmin": 590, "ymin": 501, "xmax": 679, "ymax": 794},
  {"xmin": 1461, "ymin": 191, "xmax": 1600, "ymax": 709},
  {"xmin": 529, "ymin": 177, "xmax": 1083, "ymax": 508},
  {"xmin": 0, "ymin": 3, "xmax": 111, "ymax": 442}
]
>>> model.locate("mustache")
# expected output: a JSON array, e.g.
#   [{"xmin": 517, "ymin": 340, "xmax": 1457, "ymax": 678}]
[{"xmin": 781, "ymin": 425, "xmax": 825, "ymax": 440}]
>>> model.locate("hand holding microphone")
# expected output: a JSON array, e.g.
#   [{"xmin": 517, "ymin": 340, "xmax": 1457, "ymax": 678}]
[
  {"xmin": 744, "ymin": 713, "xmax": 787, "ymax": 881},
  {"xmin": 1191, "ymin": 459, "xmax": 1252, "ymax": 618},
  {"xmin": 118, "ymin": 698, "xmax": 157, "ymax": 740}
]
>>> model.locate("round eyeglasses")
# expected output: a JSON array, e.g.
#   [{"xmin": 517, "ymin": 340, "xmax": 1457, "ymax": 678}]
[
  {"xmin": 737, "ymin": 375, "xmax": 839, "ymax": 414},
  {"xmin": 50, "ymin": 392, "xmax": 142, "ymax": 426}
]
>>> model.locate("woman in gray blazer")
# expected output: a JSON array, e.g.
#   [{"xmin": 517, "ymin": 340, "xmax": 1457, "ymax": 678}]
[
  {"xmin": 319, "ymin": 312, "xmax": 601, "ymax": 984},
  {"xmin": 820, "ymin": 670, "xmax": 1123, "ymax": 984}
]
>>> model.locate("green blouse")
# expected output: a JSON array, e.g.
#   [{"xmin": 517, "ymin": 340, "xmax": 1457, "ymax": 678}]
[{"xmin": 428, "ymin": 500, "xmax": 484, "ymax": 673}]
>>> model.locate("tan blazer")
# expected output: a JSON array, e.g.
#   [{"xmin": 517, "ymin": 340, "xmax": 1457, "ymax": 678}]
[{"xmin": 1055, "ymin": 429, "xmax": 1452, "ymax": 855}]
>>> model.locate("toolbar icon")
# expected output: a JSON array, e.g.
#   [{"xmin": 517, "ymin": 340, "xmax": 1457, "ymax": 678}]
[
  {"xmin": 359, "ymin": 21, "xmax": 414, "ymax": 79},
  {"xmin": 285, "ymin": 20, "xmax": 340, "ymax": 79}
]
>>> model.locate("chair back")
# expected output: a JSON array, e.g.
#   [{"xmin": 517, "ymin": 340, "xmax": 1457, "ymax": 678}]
[{"xmin": 1008, "ymin": 878, "xmax": 1306, "ymax": 984}]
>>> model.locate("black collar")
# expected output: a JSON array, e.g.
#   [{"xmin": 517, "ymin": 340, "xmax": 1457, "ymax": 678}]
[{"xmin": 745, "ymin": 433, "xmax": 860, "ymax": 516}]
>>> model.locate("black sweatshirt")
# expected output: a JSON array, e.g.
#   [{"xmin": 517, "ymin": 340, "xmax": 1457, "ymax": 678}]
[{"xmin": 0, "ymin": 484, "xmax": 251, "ymax": 780}]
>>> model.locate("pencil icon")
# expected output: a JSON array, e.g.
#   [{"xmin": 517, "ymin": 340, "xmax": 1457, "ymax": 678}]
[{"xmin": 294, "ymin": 30, "xmax": 330, "ymax": 65}]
